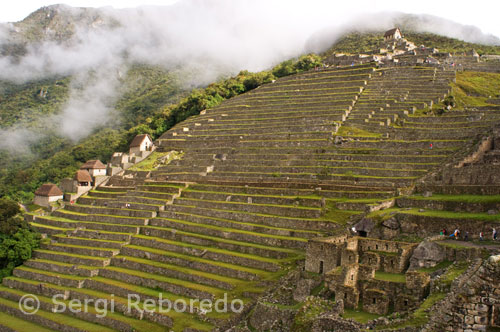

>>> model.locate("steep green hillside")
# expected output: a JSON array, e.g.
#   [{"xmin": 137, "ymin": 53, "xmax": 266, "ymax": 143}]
[{"xmin": 0, "ymin": 65, "xmax": 187, "ymax": 202}]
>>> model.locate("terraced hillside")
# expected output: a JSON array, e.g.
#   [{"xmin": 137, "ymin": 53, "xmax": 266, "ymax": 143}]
[{"xmin": 3, "ymin": 62, "xmax": 500, "ymax": 331}]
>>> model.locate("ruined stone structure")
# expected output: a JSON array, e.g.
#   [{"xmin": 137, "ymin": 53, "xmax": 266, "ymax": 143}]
[{"xmin": 306, "ymin": 236, "xmax": 423, "ymax": 315}]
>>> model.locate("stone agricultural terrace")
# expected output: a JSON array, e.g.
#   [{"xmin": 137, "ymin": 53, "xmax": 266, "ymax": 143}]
[{"xmin": 3, "ymin": 33, "xmax": 500, "ymax": 332}]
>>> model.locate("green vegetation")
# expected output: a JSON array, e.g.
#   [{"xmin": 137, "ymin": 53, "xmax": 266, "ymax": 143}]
[
  {"xmin": 292, "ymin": 297, "xmax": 334, "ymax": 331},
  {"xmin": 417, "ymin": 260, "xmax": 453, "ymax": 273},
  {"xmin": 0, "ymin": 198, "xmax": 40, "ymax": 279},
  {"xmin": 377, "ymin": 293, "xmax": 446, "ymax": 329},
  {"xmin": 398, "ymin": 208, "xmax": 500, "ymax": 222},
  {"xmin": 343, "ymin": 308, "xmax": 380, "ymax": 323},
  {"xmin": 374, "ymin": 271, "xmax": 406, "ymax": 283},
  {"xmin": 336, "ymin": 126, "xmax": 382, "ymax": 138},
  {"xmin": 451, "ymin": 71, "xmax": 500, "ymax": 108},
  {"xmin": 323, "ymin": 31, "xmax": 500, "ymax": 57},
  {"xmin": 129, "ymin": 151, "xmax": 183, "ymax": 171},
  {"xmin": 404, "ymin": 32, "xmax": 500, "ymax": 55},
  {"xmin": 410, "ymin": 194, "xmax": 500, "ymax": 203}
]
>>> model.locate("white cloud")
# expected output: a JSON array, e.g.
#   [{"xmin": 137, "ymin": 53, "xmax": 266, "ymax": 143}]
[{"xmin": 0, "ymin": 0, "xmax": 499, "ymax": 147}]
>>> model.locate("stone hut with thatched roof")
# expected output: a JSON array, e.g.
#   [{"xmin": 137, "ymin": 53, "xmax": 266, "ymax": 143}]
[{"xmin": 33, "ymin": 183, "xmax": 63, "ymax": 207}]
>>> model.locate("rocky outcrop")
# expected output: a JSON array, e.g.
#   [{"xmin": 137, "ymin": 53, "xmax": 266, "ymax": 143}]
[{"xmin": 423, "ymin": 255, "xmax": 500, "ymax": 331}]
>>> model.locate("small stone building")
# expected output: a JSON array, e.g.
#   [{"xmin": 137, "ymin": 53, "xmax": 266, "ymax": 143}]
[
  {"xmin": 384, "ymin": 27, "xmax": 402, "ymax": 41},
  {"xmin": 306, "ymin": 236, "xmax": 424, "ymax": 315},
  {"xmin": 80, "ymin": 160, "xmax": 107, "ymax": 177},
  {"xmin": 129, "ymin": 134, "xmax": 154, "ymax": 155},
  {"xmin": 74, "ymin": 170, "xmax": 93, "ymax": 187},
  {"xmin": 33, "ymin": 184, "xmax": 63, "ymax": 207}
]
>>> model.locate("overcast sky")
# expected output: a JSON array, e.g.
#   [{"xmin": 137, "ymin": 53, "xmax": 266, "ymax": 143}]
[{"xmin": 1, "ymin": 0, "xmax": 500, "ymax": 39}]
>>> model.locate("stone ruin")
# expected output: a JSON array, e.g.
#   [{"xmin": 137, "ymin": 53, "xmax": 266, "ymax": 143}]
[{"xmin": 305, "ymin": 235, "xmax": 426, "ymax": 315}]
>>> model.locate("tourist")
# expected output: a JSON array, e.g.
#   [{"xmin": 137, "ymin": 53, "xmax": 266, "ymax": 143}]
[
  {"xmin": 480, "ymin": 231, "xmax": 484, "ymax": 241},
  {"xmin": 494, "ymin": 228, "xmax": 498, "ymax": 241},
  {"xmin": 464, "ymin": 232, "xmax": 469, "ymax": 241},
  {"xmin": 430, "ymin": 143, "xmax": 433, "ymax": 149}
]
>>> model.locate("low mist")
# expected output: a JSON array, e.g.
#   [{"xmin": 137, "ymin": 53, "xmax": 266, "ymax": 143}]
[{"xmin": 0, "ymin": 0, "xmax": 499, "ymax": 151}]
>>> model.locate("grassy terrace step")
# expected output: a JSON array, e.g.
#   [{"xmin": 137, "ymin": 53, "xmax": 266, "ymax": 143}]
[
  {"xmin": 99, "ymin": 266, "xmax": 219, "ymax": 300},
  {"xmin": 121, "ymin": 244, "xmax": 262, "ymax": 282},
  {"xmin": 181, "ymin": 152, "xmax": 448, "ymax": 163},
  {"xmin": 72, "ymin": 229, "xmax": 133, "ymax": 242},
  {"xmin": 168, "ymin": 124, "xmax": 335, "ymax": 136},
  {"xmin": 149, "ymin": 216, "xmax": 309, "ymax": 249},
  {"xmin": 51, "ymin": 210, "xmax": 147, "ymax": 227},
  {"xmin": 161, "ymin": 144, "xmax": 455, "ymax": 156},
  {"xmin": 129, "ymin": 234, "xmax": 281, "ymax": 272},
  {"xmin": 36, "ymin": 215, "xmax": 140, "ymax": 234},
  {"xmin": 207, "ymin": 160, "xmax": 435, "ymax": 171},
  {"xmin": 157, "ymin": 174, "xmax": 401, "ymax": 190},
  {"xmin": 30, "ymin": 222, "xmax": 72, "ymax": 235},
  {"xmin": 116, "ymin": 194, "xmax": 169, "ymax": 206},
  {"xmin": 87, "ymin": 190, "xmax": 126, "ymax": 198},
  {"xmin": 66, "ymin": 204, "xmax": 155, "ymax": 219},
  {"xmin": 0, "ymin": 310, "xmax": 55, "ymax": 332},
  {"xmin": 0, "ymin": 284, "xmax": 173, "ymax": 332},
  {"xmin": 372, "ymin": 271, "xmax": 407, "ymax": 283},
  {"xmin": 186, "ymin": 183, "xmax": 392, "ymax": 199},
  {"xmin": 2, "ymin": 276, "xmax": 69, "ymax": 300},
  {"xmin": 0, "ymin": 296, "xmax": 116, "ymax": 332},
  {"xmin": 161, "ymin": 203, "xmax": 338, "ymax": 231},
  {"xmin": 158, "ymin": 209, "xmax": 321, "ymax": 238},
  {"xmin": 78, "ymin": 196, "xmax": 163, "ymax": 212},
  {"xmin": 181, "ymin": 188, "xmax": 323, "ymax": 207},
  {"xmin": 13, "ymin": 266, "xmax": 87, "ymax": 288},
  {"xmin": 416, "ymin": 185, "xmax": 500, "ymax": 195},
  {"xmin": 2, "ymin": 277, "xmax": 211, "ymax": 332},
  {"xmin": 397, "ymin": 195, "xmax": 500, "ymax": 213},
  {"xmin": 96, "ymin": 186, "xmax": 135, "ymax": 192},
  {"xmin": 172, "ymin": 196, "xmax": 322, "ymax": 219},
  {"xmin": 136, "ymin": 184, "xmax": 181, "ymax": 193},
  {"xmin": 140, "ymin": 224, "xmax": 300, "ymax": 259},
  {"xmin": 33, "ymin": 249, "xmax": 110, "ymax": 267},
  {"xmin": 24, "ymin": 258, "xmax": 99, "ymax": 277},
  {"xmin": 203, "ymin": 171, "xmax": 418, "ymax": 184},
  {"xmin": 52, "ymin": 234, "xmax": 127, "ymax": 248},
  {"xmin": 40, "ymin": 242, "xmax": 119, "ymax": 258},
  {"xmin": 396, "ymin": 208, "xmax": 500, "ymax": 222},
  {"xmin": 125, "ymin": 190, "xmax": 174, "ymax": 200},
  {"xmin": 84, "ymin": 277, "xmax": 213, "ymax": 331},
  {"xmin": 111, "ymin": 255, "xmax": 237, "ymax": 290},
  {"xmin": 170, "ymin": 132, "xmax": 334, "ymax": 141}
]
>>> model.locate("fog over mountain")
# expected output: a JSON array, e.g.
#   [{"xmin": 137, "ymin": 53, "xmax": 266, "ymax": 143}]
[{"xmin": 0, "ymin": 0, "xmax": 499, "ymax": 148}]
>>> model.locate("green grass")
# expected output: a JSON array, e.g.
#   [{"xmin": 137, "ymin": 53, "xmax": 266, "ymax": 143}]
[
  {"xmin": 439, "ymin": 261, "xmax": 470, "ymax": 287},
  {"xmin": 398, "ymin": 208, "xmax": 500, "ymax": 222},
  {"xmin": 417, "ymin": 260, "xmax": 453, "ymax": 273},
  {"xmin": 449, "ymin": 71, "xmax": 500, "ymax": 108},
  {"xmin": 129, "ymin": 151, "xmax": 183, "ymax": 171},
  {"xmin": 376, "ymin": 293, "xmax": 446, "ymax": 329},
  {"xmin": 343, "ymin": 308, "xmax": 380, "ymax": 323},
  {"xmin": 0, "ymin": 296, "xmax": 115, "ymax": 332},
  {"xmin": 322, "ymin": 202, "xmax": 362, "ymax": 224},
  {"xmin": 409, "ymin": 194, "xmax": 500, "ymax": 203},
  {"xmin": 374, "ymin": 271, "xmax": 406, "ymax": 283},
  {"xmin": 0, "ymin": 311, "xmax": 55, "ymax": 332},
  {"xmin": 336, "ymin": 126, "xmax": 382, "ymax": 138}
]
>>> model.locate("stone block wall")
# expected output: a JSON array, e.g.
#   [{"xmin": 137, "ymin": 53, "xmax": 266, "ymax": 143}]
[
  {"xmin": 305, "ymin": 237, "xmax": 344, "ymax": 274},
  {"xmin": 423, "ymin": 256, "xmax": 500, "ymax": 331},
  {"xmin": 362, "ymin": 289, "xmax": 389, "ymax": 315}
]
